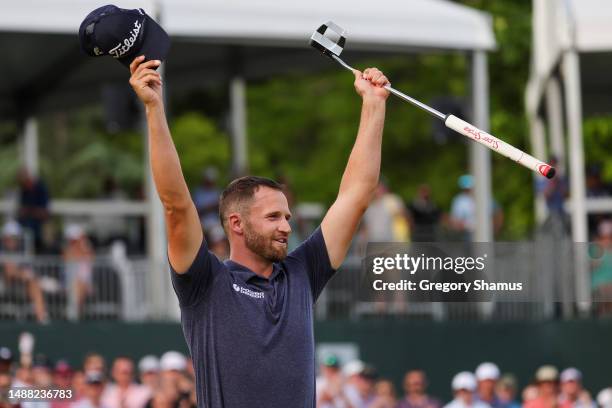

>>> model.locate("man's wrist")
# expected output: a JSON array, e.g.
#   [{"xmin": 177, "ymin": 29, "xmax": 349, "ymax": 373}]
[
  {"xmin": 362, "ymin": 95, "xmax": 387, "ymax": 105},
  {"xmin": 145, "ymin": 100, "xmax": 164, "ymax": 114}
]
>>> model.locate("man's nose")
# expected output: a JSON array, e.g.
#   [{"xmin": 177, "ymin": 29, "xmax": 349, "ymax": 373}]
[{"xmin": 279, "ymin": 218, "xmax": 292, "ymax": 234}]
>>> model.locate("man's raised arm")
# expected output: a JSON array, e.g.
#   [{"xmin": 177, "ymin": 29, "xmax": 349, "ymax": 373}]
[
  {"xmin": 321, "ymin": 68, "xmax": 390, "ymax": 269},
  {"xmin": 129, "ymin": 56, "xmax": 202, "ymax": 273}
]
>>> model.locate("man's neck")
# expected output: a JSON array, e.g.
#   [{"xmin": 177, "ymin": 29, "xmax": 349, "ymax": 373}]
[
  {"xmin": 230, "ymin": 250, "xmax": 274, "ymax": 278},
  {"xmin": 408, "ymin": 393, "xmax": 427, "ymax": 403}
]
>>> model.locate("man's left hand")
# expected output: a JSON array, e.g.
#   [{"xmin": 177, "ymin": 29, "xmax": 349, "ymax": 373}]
[{"xmin": 353, "ymin": 67, "xmax": 390, "ymax": 101}]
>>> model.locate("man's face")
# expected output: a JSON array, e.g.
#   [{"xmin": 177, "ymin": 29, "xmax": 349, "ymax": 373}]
[
  {"xmin": 456, "ymin": 389, "xmax": 473, "ymax": 403},
  {"xmin": 478, "ymin": 379, "xmax": 497, "ymax": 395},
  {"xmin": 404, "ymin": 371, "xmax": 426, "ymax": 395},
  {"xmin": 538, "ymin": 381, "xmax": 557, "ymax": 397},
  {"xmin": 561, "ymin": 380, "xmax": 580, "ymax": 398},
  {"xmin": 112, "ymin": 359, "xmax": 134, "ymax": 386},
  {"xmin": 241, "ymin": 187, "xmax": 291, "ymax": 262}
]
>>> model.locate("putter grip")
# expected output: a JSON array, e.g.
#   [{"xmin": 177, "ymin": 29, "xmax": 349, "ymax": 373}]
[{"xmin": 444, "ymin": 115, "xmax": 555, "ymax": 179}]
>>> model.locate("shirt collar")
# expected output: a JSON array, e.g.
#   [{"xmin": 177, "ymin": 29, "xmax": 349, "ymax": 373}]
[{"xmin": 224, "ymin": 259, "xmax": 283, "ymax": 281}]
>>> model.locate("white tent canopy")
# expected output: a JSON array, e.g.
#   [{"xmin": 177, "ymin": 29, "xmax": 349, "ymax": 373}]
[
  {"xmin": 2, "ymin": 0, "xmax": 494, "ymax": 49},
  {"xmin": 2, "ymin": 0, "xmax": 495, "ymax": 319}
]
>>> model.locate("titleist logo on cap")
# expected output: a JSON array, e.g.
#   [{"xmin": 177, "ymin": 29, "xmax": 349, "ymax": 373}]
[{"xmin": 109, "ymin": 20, "xmax": 141, "ymax": 58}]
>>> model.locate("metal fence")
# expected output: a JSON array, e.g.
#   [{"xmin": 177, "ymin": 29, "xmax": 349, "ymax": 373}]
[
  {"xmin": 0, "ymin": 251, "xmax": 151, "ymax": 322},
  {"xmin": 0, "ymin": 235, "xmax": 609, "ymax": 323}
]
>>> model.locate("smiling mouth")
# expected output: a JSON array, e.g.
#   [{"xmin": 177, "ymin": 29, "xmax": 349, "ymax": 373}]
[{"xmin": 274, "ymin": 238, "xmax": 288, "ymax": 245}]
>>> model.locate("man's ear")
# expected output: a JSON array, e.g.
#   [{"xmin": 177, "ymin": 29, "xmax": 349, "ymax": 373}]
[{"xmin": 227, "ymin": 213, "xmax": 243, "ymax": 235}]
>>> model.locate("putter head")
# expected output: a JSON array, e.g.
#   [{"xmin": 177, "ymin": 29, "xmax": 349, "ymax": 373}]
[{"xmin": 310, "ymin": 21, "xmax": 346, "ymax": 59}]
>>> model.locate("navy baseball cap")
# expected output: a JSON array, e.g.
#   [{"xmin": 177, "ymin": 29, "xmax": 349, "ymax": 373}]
[{"xmin": 79, "ymin": 4, "xmax": 170, "ymax": 68}]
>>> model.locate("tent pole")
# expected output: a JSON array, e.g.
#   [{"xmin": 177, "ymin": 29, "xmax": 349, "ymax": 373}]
[
  {"xmin": 20, "ymin": 117, "xmax": 39, "ymax": 177},
  {"xmin": 230, "ymin": 76, "xmax": 248, "ymax": 177},
  {"xmin": 562, "ymin": 50, "xmax": 590, "ymax": 315},
  {"xmin": 471, "ymin": 50, "xmax": 494, "ymax": 319},
  {"xmin": 470, "ymin": 50, "xmax": 493, "ymax": 243},
  {"xmin": 529, "ymin": 113, "xmax": 548, "ymax": 223},
  {"xmin": 545, "ymin": 77, "xmax": 566, "ymax": 172}
]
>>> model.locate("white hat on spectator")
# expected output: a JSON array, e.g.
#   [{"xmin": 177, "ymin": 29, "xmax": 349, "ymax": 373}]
[
  {"xmin": 535, "ymin": 365, "xmax": 558, "ymax": 382},
  {"xmin": 65, "ymin": 224, "xmax": 84, "ymax": 241},
  {"xmin": 138, "ymin": 355, "xmax": 160, "ymax": 373},
  {"xmin": 560, "ymin": 368, "xmax": 582, "ymax": 383},
  {"xmin": 2, "ymin": 220, "xmax": 21, "ymax": 237},
  {"xmin": 452, "ymin": 371, "xmax": 477, "ymax": 391},
  {"xmin": 475, "ymin": 362, "xmax": 500, "ymax": 381},
  {"xmin": 160, "ymin": 351, "xmax": 186, "ymax": 371},
  {"xmin": 597, "ymin": 388, "xmax": 612, "ymax": 408},
  {"xmin": 343, "ymin": 360, "xmax": 365, "ymax": 377}
]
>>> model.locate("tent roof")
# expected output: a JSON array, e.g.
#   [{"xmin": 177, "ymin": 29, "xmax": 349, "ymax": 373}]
[
  {"xmin": 527, "ymin": 0, "xmax": 612, "ymax": 115},
  {"xmin": 1, "ymin": 0, "xmax": 495, "ymax": 118}
]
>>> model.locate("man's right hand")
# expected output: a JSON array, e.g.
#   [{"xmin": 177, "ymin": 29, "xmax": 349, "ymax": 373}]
[{"xmin": 129, "ymin": 55, "xmax": 162, "ymax": 106}]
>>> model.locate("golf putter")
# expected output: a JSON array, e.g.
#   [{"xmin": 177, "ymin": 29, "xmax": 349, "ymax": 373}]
[{"xmin": 310, "ymin": 22, "xmax": 556, "ymax": 179}]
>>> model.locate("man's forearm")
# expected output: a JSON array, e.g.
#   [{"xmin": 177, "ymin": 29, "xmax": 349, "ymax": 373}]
[
  {"xmin": 145, "ymin": 102, "xmax": 191, "ymax": 211},
  {"xmin": 338, "ymin": 98, "xmax": 386, "ymax": 204}
]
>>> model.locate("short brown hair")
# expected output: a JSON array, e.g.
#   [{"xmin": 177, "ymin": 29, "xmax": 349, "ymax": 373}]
[{"xmin": 219, "ymin": 176, "xmax": 283, "ymax": 230}]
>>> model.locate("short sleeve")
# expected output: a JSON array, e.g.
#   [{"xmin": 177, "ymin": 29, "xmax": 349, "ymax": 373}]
[
  {"xmin": 169, "ymin": 238, "xmax": 224, "ymax": 308},
  {"xmin": 288, "ymin": 226, "xmax": 336, "ymax": 302}
]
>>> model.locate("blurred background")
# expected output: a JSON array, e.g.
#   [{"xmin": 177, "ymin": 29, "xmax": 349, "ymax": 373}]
[{"xmin": 1, "ymin": 0, "xmax": 612, "ymax": 407}]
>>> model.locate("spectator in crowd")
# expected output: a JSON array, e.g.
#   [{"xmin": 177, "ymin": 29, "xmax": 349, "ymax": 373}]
[
  {"xmin": 408, "ymin": 184, "xmax": 442, "ymax": 242},
  {"xmin": 586, "ymin": 164, "xmax": 610, "ymax": 198},
  {"xmin": 449, "ymin": 175, "xmax": 503, "ymax": 241},
  {"xmin": 597, "ymin": 387, "xmax": 612, "ymax": 408},
  {"xmin": 101, "ymin": 356, "xmax": 150, "ymax": 408},
  {"xmin": 0, "ymin": 350, "xmax": 11, "ymax": 406},
  {"xmin": 192, "ymin": 167, "xmax": 221, "ymax": 231},
  {"xmin": 71, "ymin": 371, "xmax": 107, "ymax": 408},
  {"xmin": 83, "ymin": 353, "xmax": 107, "ymax": 376},
  {"xmin": 362, "ymin": 181, "xmax": 410, "ymax": 243},
  {"xmin": 158, "ymin": 350, "xmax": 195, "ymax": 407},
  {"xmin": 496, "ymin": 375, "xmax": 521, "ymax": 408},
  {"xmin": 16, "ymin": 168, "xmax": 50, "ymax": 253},
  {"xmin": 159, "ymin": 351, "xmax": 186, "ymax": 385},
  {"xmin": 559, "ymin": 368, "xmax": 595, "ymax": 408},
  {"xmin": 51, "ymin": 360, "xmax": 74, "ymax": 408},
  {"xmin": 138, "ymin": 355, "xmax": 160, "ymax": 392},
  {"xmin": 591, "ymin": 219, "xmax": 612, "ymax": 315},
  {"xmin": 63, "ymin": 224, "xmax": 94, "ymax": 321},
  {"xmin": 1, "ymin": 220, "xmax": 49, "ymax": 323},
  {"xmin": 369, "ymin": 379, "xmax": 398, "ymax": 408},
  {"xmin": 316, "ymin": 355, "xmax": 350, "ymax": 408},
  {"xmin": 535, "ymin": 157, "xmax": 568, "ymax": 219},
  {"xmin": 0, "ymin": 347, "xmax": 12, "ymax": 373},
  {"xmin": 444, "ymin": 372, "xmax": 490, "ymax": 408},
  {"xmin": 475, "ymin": 362, "xmax": 502, "ymax": 408},
  {"xmin": 523, "ymin": 365, "xmax": 559, "ymax": 408},
  {"xmin": 343, "ymin": 361, "xmax": 377, "ymax": 408},
  {"xmin": 398, "ymin": 369, "xmax": 442, "ymax": 408},
  {"xmin": 31, "ymin": 354, "xmax": 53, "ymax": 388}
]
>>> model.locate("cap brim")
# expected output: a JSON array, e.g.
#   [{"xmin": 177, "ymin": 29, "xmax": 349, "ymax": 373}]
[{"xmin": 118, "ymin": 15, "xmax": 170, "ymax": 68}]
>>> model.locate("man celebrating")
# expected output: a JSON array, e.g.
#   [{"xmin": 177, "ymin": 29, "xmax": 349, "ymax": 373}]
[{"xmin": 129, "ymin": 55, "xmax": 389, "ymax": 407}]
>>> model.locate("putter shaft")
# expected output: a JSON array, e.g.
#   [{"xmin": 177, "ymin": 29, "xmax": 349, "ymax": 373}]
[{"xmin": 331, "ymin": 55, "xmax": 446, "ymax": 121}]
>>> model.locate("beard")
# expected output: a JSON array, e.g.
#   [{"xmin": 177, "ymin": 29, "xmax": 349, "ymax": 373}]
[{"xmin": 243, "ymin": 220, "xmax": 288, "ymax": 262}]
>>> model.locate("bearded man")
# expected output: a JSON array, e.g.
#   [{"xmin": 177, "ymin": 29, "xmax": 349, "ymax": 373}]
[{"xmin": 128, "ymin": 54, "xmax": 389, "ymax": 408}]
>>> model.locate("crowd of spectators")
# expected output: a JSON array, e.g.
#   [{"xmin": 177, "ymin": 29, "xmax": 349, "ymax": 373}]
[
  {"xmin": 2, "ymin": 341, "xmax": 611, "ymax": 408},
  {"xmin": 316, "ymin": 359, "xmax": 612, "ymax": 408},
  {"xmin": 0, "ymin": 345, "xmax": 196, "ymax": 408}
]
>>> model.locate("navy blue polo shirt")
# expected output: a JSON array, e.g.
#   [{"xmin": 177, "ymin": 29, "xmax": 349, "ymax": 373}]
[{"xmin": 170, "ymin": 227, "xmax": 336, "ymax": 408}]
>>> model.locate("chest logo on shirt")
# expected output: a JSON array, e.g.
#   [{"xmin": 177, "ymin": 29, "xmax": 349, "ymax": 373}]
[{"xmin": 232, "ymin": 283, "xmax": 265, "ymax": 299}]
